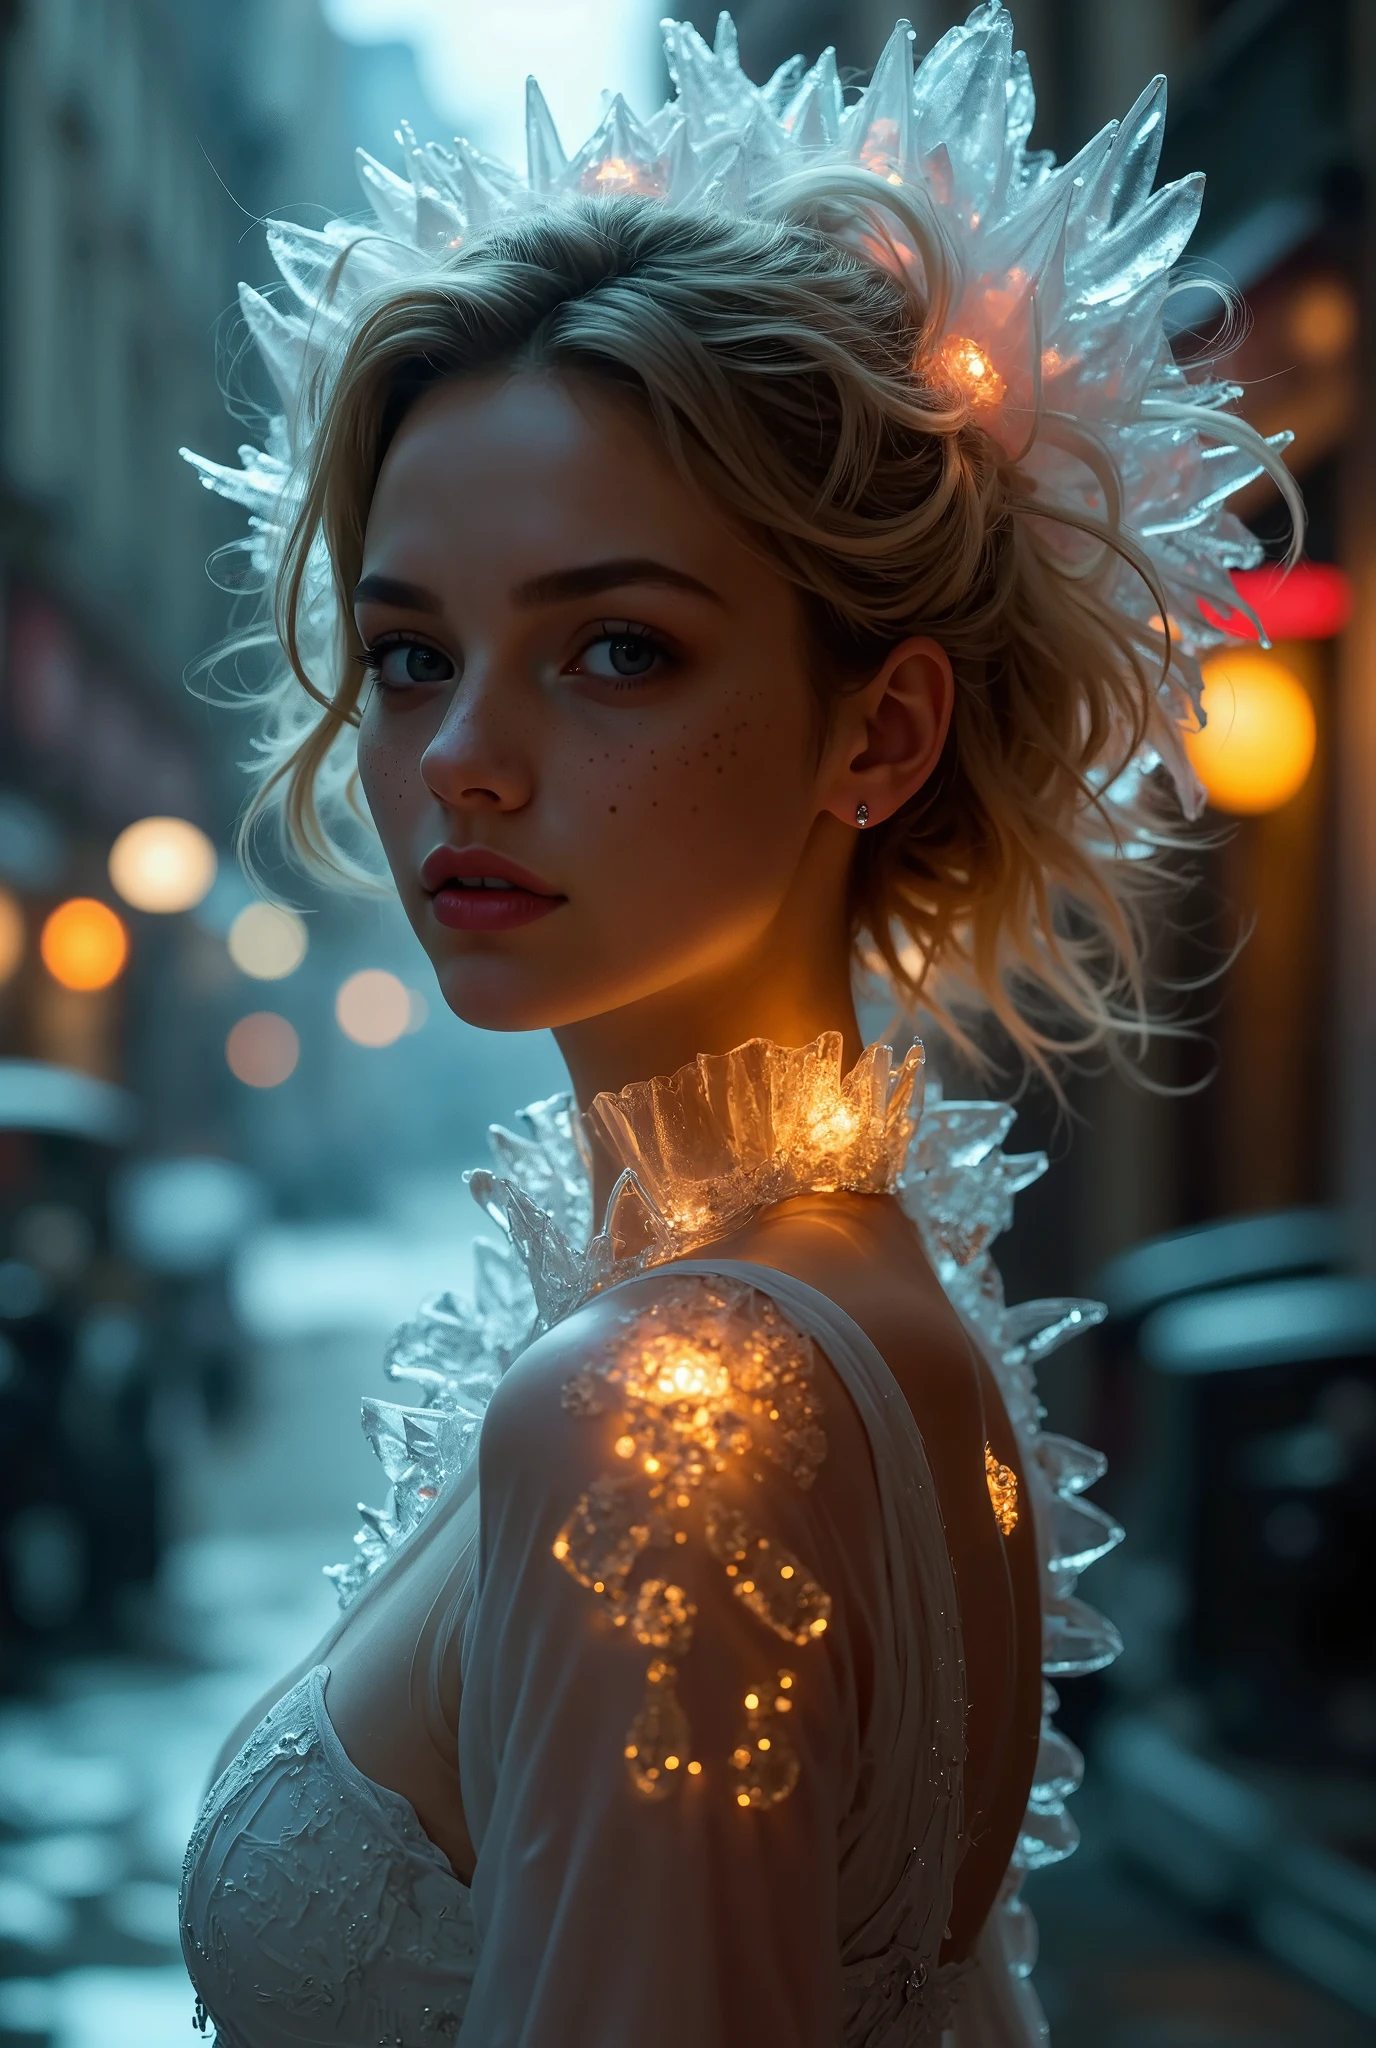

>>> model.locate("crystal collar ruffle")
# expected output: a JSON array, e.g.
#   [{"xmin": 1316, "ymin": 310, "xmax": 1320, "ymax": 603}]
[
  {"xmin": 326, "ymin": 1031, "xmax": 1123, "ymax": 1990},
  {"xmin": 468, "ymin": 1034, "xmax": 924, "ymax": 1337}
]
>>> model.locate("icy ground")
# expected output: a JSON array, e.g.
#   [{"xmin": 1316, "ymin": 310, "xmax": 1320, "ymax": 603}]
[{"xmin": 0, "ymin": 1535, "xmax": 335, "ymax": 2048}]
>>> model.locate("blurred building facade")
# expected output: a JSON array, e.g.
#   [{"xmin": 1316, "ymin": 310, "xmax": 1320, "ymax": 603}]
[
  {"xmin": 0, "ymin": 0, "xmax": 352, "ymax": 1113},
  {"xmin": 0, "ymin": 0, "xmax": 447, "ymax": 1668},
  {"xmin": 0, "ymin": 0, "xmax": 445, "ymax": 1107}
]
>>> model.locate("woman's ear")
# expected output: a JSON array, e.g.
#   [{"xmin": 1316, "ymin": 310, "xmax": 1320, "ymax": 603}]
[{"xmin": 820, "ymin": 637, "xmax": 954, "ymax": 829}]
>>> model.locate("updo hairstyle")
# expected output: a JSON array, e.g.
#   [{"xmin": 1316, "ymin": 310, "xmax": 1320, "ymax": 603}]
[{"xmin": 241, "ymin": 172, "xmax": 1291, "ymax": 1077}]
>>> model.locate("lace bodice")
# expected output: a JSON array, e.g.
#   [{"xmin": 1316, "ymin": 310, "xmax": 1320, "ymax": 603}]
[{"xmin": 180, "ymin": 1666, "xmax": 479, "ymax": 2047}]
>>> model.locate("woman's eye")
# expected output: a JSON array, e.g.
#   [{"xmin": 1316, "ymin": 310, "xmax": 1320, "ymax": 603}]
[
  {"xmin": 368, "ymin": 640, "xmax": 455, "ymax": 688},
  {"xmin": 572, "ymin": 629, "xmax": 670, "ymax": 684}
]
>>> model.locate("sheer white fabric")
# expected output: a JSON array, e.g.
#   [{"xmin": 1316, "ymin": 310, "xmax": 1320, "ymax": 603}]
[{"xmin": 182, "ymin": 1261, "xmax": 1039, "ymax": 2045}]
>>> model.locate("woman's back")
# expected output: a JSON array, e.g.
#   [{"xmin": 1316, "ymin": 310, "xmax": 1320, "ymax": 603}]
[{"xmin": 706, "ymin": 1197, "xmax": 1044, "ymax": 1958}]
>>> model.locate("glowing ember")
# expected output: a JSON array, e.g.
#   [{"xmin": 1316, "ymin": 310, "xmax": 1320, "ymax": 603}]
[
  {"xmin": 628, "ymin": 1336, "xmax": 732, "ymax": 1409},
  {"xmin": 938, "ymin": 334, "xmax": 1006, "ymax": 407},
  {"xmin": 806, "ymin": 1104, "xmax": 859, "ymax": 1148},
  {"xmin": 589, "ymin": 157, "xmax": 656, "ymax": 195}
]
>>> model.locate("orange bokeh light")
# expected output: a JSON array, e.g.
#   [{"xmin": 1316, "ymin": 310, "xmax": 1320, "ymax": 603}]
[
  {"xmin": 0, "ymin": 886, "xmax": 24, "ymax": 988},
  {"xmin": 1289, "ymin": 277, "xmax": 1357, "ymax": 367},
  {"xmin": 1185, "ymin": 650, "xmax": 1317, "ymax": 816},
  {"xmin": 40, "ymin": 898, "xmax": 129, "ymax": 991}
]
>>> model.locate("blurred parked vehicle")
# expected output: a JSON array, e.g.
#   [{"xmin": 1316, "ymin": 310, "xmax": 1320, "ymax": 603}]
[{"xmin": 1095, "ymin": 1210, "xmax": 1376, "ymax": 2022}]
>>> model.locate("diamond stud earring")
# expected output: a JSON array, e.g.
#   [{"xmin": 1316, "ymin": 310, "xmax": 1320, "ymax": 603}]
[{"xmin": 855, "ymin": 803, "xmax": 870, "ymax": 828}]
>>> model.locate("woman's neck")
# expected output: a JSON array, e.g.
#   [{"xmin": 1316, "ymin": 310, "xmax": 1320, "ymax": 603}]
[{"xmin": 555, "ymin": 885, "xmax": 862, "ymax": 1219}]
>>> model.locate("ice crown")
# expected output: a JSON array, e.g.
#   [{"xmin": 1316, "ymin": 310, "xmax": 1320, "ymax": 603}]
[{"xmin": 184, "ymin": 4, "xmax": 1290, "ymax": 827}]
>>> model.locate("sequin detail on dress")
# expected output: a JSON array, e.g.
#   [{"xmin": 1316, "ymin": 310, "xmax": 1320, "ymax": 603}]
[
  {"xmin": 553, "ymin": 1275, "xmax": 831, "ymax": 1803},
  {"xmin": 985, "ymin": 1442, "xmax": 1019, "ymax": 1536},
  {"xmin": 730, "ymin": 1669, "xmax": 800, "ymax": 1808}
]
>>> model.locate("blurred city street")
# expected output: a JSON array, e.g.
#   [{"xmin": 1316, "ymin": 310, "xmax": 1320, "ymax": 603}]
[
  {"xmin": 2, "ymin": 0, "xmax": 1375, "ymax": 2042},
  {"xmin": 0, "ymin": 1533, "xmax": 335, "ymax": 2048}
]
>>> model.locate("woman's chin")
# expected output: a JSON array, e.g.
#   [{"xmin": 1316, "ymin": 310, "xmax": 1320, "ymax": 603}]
[
  {"xmin": 429, "ymin": 956, "xmax": 608, "ymax": 1037},
  {"xmin": 432, "ymin": 963, "xmax": 556, "ymax": 1035}
]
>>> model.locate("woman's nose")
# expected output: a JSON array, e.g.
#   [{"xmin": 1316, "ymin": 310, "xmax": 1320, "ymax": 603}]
[{"xmin": 419, "ymin": 677, "xmax": 532, "ymax": 815}]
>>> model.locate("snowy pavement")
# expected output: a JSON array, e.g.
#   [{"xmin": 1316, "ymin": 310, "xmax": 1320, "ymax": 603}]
[{"xmin": 0, "ymin": 1534, "xmax": 337, "ymax": 2048}]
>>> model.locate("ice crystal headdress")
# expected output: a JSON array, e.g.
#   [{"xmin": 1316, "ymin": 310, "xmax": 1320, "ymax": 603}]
[{"xmin": 186, "ymin": 3, "xmax": 1292, "ymax": 828}]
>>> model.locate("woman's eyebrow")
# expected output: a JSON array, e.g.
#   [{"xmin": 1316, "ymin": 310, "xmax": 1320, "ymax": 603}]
[
  {"xmin": 511, "ymin": 558, "xmax": 725, "ymax": 608},
  {"xmin": 353, "ymin": 573, "xmax": 443, "ymax": 612}
]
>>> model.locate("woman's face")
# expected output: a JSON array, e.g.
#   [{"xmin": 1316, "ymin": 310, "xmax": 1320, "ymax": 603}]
[{"xmin": 354, "ymin": 372, "xmax": 853, "ymax": 1036}]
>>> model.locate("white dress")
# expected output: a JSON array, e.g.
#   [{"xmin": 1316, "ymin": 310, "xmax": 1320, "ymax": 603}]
[{"xmin": 181, "ymin": 1036, "xmax": 1122, "ymax": 2045}]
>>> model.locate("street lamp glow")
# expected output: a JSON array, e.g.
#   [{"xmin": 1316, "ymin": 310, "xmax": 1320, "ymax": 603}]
[
  {"xmin": 336, "ymin": 969, "xmax": 410, "ymax": 1047},
  {"xmin": 228, "ymin": 902, "xmax": 309, "ymax": 980},
  {"xmin": 108, "ymin": 817, "xmax": 217, "ymax": 913},
  {"xmin": 40, "ymin": 899, "xmax": 129, "ymax": 991},
  {"xmin": 1185, "ymin": 650, "xmax": 1317, "ymax": 816},
  {"xmin": 0, "ymin": 887, "xmax": 24, "ymax": 988},
  {"xmin": 226, "ymin": 1012, "xmax": 300, "ymax": 1088}
]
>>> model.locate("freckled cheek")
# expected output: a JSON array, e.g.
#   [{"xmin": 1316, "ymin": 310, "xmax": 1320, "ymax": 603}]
[
  {"xmin": 356, "ymin": 717, "xmax": 428, "ymax": 858},
  {"xmin": 575, "ymin": 704, "xmax": 807, "ymax": 885},
  {"xmin": 355, "ymin": 729, "xmax": 391, "ymax": 826}
]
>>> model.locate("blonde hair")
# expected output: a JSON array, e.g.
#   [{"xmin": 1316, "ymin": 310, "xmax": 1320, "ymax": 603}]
[{"xmin": 235, "ymin": 174, "xmax": 1299, "ymax": 1080}]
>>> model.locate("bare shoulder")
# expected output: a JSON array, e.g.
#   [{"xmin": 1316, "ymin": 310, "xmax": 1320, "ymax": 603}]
[
  {"xmin": 479, "ymin": 1288, "xmax": 628, "ymax": 1477},
  {"xmin": 708, "ymin": 1191, "xmax": 979, "ymax": 1407}
]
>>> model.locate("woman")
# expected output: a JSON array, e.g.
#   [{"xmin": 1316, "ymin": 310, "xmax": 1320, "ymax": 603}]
[{"xmin": 179, "ymin": 10, "xmax": 1295, "ymax": 2043}]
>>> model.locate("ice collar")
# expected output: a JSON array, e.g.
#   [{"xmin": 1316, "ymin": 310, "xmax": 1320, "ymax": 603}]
[{"xmin": 467, "ymin": 1033, "xmax": 924, "ymax": 1335}]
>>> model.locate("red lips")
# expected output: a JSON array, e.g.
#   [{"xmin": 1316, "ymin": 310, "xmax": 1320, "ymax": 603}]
[{"xmin": 421, "ymin": 846, "xmax": 565, "ymax": 934}]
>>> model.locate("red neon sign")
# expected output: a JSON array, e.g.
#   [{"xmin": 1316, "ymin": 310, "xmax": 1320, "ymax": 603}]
[{"xmin": 1201, "ymin": 562, "xmax": 1353, "ymax": 643}]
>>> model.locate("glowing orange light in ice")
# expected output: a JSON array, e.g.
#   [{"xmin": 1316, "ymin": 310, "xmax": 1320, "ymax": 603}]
[
  {"xmin": 938, "ymin": 335, "xmax": 1006, "ymax": 406},
  {"xmin": 590, "ymin": 157, "xmax": 657, "ymax": 195}
]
